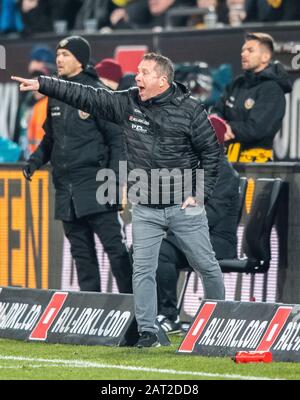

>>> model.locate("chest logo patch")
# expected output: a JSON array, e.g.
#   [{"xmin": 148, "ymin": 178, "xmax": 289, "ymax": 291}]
[
  {"xmin": 78, "ymin": 110, "xmax": 90, "ymax": 120},
  {"xmin": 244, "ymin": 98, "xmax": 255, "ymax": 110}
]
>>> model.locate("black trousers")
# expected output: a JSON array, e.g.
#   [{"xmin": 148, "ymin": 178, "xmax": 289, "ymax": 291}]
[{"xmin": 63, "ymin": 211, "xmax": 132, "ymax": 293}]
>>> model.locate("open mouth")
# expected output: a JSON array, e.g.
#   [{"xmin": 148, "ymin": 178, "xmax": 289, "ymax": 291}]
[{"xmin": 138, "ymin": 86, "xmax": 146, "ymax": 97}]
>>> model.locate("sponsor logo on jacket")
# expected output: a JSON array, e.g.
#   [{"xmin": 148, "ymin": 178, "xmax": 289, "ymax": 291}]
[
  {"xmin": 129, "ymin": 114, "xmax": 149, "ymax": 134},
  {"xmin": 51, "ymin": 106, "xmax": 61, "ymax": 117},
  {"xmin": 225, "ymin": 96, "xmax": 235, "ymax": 108},
  {"xmin": 129, "ymin": 115, "xmax": 149, "ymax": 126}
]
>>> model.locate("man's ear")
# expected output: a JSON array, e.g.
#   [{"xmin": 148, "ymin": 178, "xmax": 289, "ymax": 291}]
[
  {"xmin": 160, "ymin": 75, "xmax": 168, "ymax": 87},
  {"xmin": 262, "ymin": 50, "xmax": 271, "ymax": 65}
]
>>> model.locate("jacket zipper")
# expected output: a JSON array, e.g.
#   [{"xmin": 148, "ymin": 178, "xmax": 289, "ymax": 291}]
[{"xmin": 62, "ymin": 103, "xmax": 68, "ymax": 169}]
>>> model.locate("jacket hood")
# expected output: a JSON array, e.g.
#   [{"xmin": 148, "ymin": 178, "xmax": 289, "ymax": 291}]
[
  {"xmin": 172, "ymin": 81, "xmax": 191, "ymax": 105},
  {"xmin": 82, "ymin": 64, "xmax": 99, "ymax": 80},
  {"xmin": 244, "ymin": 62, "xmax": 292, "ymax": 93}
]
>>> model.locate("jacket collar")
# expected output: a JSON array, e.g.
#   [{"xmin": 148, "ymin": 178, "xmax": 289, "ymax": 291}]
[
  {"xmin": 62, "ymin": 71, "xmax": 85, "ymax": 83},
  {"xmin": 62, "ymin": 66, "xmax": 99, "ymax": 83},
  {"xmin": 135, "ymin": 82, "xmax": 190, "ymax": 107}
]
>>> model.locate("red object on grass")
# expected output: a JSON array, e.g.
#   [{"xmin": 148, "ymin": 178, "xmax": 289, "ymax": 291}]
[{"xmin": 233, "ymin": 351, "xmax": 273, "ymax": 363}]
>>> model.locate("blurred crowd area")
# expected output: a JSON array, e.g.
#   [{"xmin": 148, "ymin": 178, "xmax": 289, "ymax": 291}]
[
  {"xmin": 0, "ymin": 39, "xmax": 232, "ymax": 162},
  {"xmin": 1, "ymin": 0, "xmax": 300, "ymax": 36}
]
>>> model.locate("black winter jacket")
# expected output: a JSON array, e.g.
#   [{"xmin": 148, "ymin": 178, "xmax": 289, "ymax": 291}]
[
  {"xmin": 213, "ymin": 62, "xmax": 292, "ymax": 151},
  {"xmin": 38, "ymin": 77, "xmax": 221, "ymax": 206},
  {"xmin": 206, "ymin": 155, "xmax": 239, "ymax": 259},
  {"xmin": 29, "ymin": 69, "xmax": 124, "ymax": 221}
]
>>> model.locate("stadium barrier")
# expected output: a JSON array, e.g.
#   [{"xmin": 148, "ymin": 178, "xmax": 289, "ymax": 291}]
[
  {"xmin": 0, "ymin": 162, "xmax": 299, "ymax": 320},
  {"xmin": 178, "ymin": 299, "xmax": 300, "ymax": 363},
  {"xmin": 0, "ymin": 286, "xmax": 170, "ymax": 346}
]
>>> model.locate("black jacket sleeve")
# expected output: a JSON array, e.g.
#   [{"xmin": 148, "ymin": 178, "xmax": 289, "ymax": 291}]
[
  {"xmin": 229, "ymin": 82, "xmax": 286, "ymax": 144},
  {"xmin": 206, "ymin": 160, "xmax": 240, "ymax": 228},
  {"xmin": 38, "ymin": 76, "xmax": 129, "ymax": 125},
  {"xmin": 190, "ymin": 105, "xmax": 221, "ymax": 202},
  {"xmin": 28, "ymin": 107, "xmax": 53, "ymax": 169}
]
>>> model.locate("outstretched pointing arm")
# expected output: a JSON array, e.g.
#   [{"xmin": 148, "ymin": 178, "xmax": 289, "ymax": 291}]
[{"xmin": 11, "ymin": 75, "xmax": 127, "ymax": 124}]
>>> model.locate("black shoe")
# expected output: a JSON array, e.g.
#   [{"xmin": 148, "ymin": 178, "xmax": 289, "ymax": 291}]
[
  {"xmin": 157, "ymin": 315, "xmax": 182, "ymax": 334},
  {"xmin": 136, "ymin": 332, "xmax": 161, "ymax": 348}
]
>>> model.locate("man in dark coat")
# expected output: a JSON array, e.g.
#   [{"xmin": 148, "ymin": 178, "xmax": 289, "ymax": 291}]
[
  {"xmin": 212, "ymin": 32, "xmax": 292, "ymax": 162},
  {"xmin": 12, "ymin": 52, "xmax": 224, "ymax": 348},
  {"xmin": 21, "ymin": 36, "xmax": 132, "ymax": 294}
]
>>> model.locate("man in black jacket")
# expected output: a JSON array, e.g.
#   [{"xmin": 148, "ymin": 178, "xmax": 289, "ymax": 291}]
[
  {"xmin": 12, "ymin": 52, "xmax": 225, "ymax": 348},
  {"xmin": 20, "ymin": 36, "xmax": 132, "ymax": 295},
  {"xmin": 212, "ymin": 32, "xmax": 292, "ymax": 162}
]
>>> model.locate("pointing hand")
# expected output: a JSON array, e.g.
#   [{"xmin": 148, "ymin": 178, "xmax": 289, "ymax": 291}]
[{"xmin": 11, "ymin": 76, "xmax": 40, "ymax": 91}]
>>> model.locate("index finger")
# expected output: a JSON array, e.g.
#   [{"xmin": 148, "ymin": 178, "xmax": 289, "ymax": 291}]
[{"xmin": 11, "ymin": 76, "xmax": 27, "ymax": 83}]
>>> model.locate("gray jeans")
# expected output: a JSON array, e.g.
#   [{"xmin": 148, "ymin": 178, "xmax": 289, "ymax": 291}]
[{"xmin": 132, "ymin": 204, "xmax": 225, "ymax": 334}]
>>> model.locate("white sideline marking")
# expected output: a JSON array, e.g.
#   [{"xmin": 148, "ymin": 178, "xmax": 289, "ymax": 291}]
[
  {"xmin": 0, "ymin": 355, "xmax": 280, "ymax": 380},
  {"xmin": 0, "ymin": 364, "xmax": 62, "ymax": 369}
]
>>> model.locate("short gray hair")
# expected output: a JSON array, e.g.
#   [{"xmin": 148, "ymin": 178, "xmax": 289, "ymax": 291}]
[{"xmin": 142, "ymin": 52, "xmax": 174, "ymax": 84}]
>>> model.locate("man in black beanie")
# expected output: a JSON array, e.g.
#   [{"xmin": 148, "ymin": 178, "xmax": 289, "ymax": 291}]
[
  {"xmin": 56, "ymin": 36, "xmax": 91, "ymax": 69},
  {"xmin": 22, "ymin": 35, "xmax": 133, "ymax": 294}
]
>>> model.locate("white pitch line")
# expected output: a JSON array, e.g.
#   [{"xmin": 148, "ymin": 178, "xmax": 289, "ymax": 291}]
[
  {"xmin": 0, "ymin": 364, "xmax": 65, "ymax": 369},
  {"xmin": 0, "ymin": 355, "xmax": 281, "ymax": 380}
]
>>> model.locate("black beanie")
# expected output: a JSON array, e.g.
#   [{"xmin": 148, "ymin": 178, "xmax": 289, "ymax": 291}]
[{"xmin": 56, "ymin": 36, "xmax": 91, "ymax": 68}]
